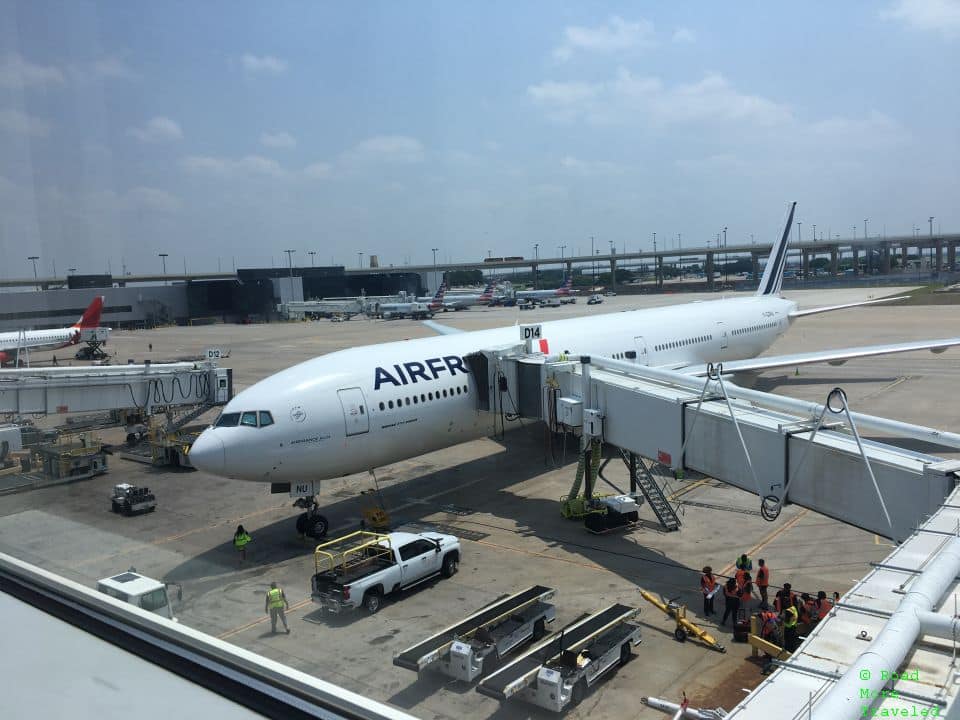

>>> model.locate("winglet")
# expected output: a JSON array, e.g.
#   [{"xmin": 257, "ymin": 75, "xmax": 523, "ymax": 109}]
[
  {"xmin": 756, "ymin": 202, "xmax": 796, "ymax": 296},
  {"xmin": 421, "ymin": 320, "xmax": 463, "ymax": 336},
  {"xmin": 72, "ymin": 296, "xmax": 104, "ymax": 329}
]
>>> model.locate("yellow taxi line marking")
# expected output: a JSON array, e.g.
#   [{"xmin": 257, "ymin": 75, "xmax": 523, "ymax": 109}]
[{"xmin": 718, "ymin": 508, "xmax": 810, "ymax": 578}]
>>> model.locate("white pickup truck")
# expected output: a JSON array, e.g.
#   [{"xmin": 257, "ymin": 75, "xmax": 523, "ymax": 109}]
[{"xmin": 311, "ymin": 530, "xmax": 461, "ymax": 615}]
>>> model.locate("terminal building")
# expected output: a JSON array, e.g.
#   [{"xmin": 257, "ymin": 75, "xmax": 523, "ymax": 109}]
[{"xmin": 0, "ymin": 267, "xmax": 424, "ymax": 331}]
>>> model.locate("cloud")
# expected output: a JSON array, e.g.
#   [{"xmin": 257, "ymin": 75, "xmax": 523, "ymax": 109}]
[
  {"xmin": 346, "ymin": 135, "xmax": 425, "ymax": 164},
  {"xmin": 0, "ymin": 53, "xmax": 65, "ymax": 89},
  {"xmin": 90, "ymin": 56, "xmax": 140, "ymax": 80},
  {"xmin": 672, "ymin": 27, "xmax": 697, "ymax": 43},
  {"xmin": 261, "ymin": 131, "xmax": 297, "ymax": 149},
  {"xmin": 676, "ymin": 153, "xmax": 746, "ymax": 173},
  {"xmin": 303, "ymin": 161, "xmax": 332, "ymax": 179},
  {"xmin": 881, "ymin": 0, "xmax": 960, "ymax": 36},
  {"xmin": 560, "ymin": 156, "xmax": 623, "ymax": 175},
  {"xmin": 529, "ymin": 69, "xmax": 792, "ymax": 127},
  {"xmin": 128, "ymin": 116, "xmax": 183, "ymax": 143},
  {"xmin": 0, "ymin": 108, "xmax": 51, "ymax": 136},
  {"xmin": 806, "ymin": 110, "xmax": 909, "ymax": 147},
  {"xmin": 181, "ymin": 154, "xmax": 285, "ymax": 178},
  {"xmin": 241, "ymin": 54, "xmax": 288, "ymax": 75},
  {"xmin": 553, "ymin": 16, "xmax": 655, "ymax": 61},
  {"xmin": 126, "ymin": 186, "xmax": 182, "ymax": 212}
]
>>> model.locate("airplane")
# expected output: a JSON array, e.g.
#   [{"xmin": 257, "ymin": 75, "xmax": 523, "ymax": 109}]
[
  {"xmin": 379, "ymin": 284, "xmax": 446, "ymax": 320},
  {"xmin": 515, "ymin": 274, "xmax": 574, "ymax": 302},
  {"xmin": 189, "ymin": 203, "xmax": 959, "ymax": 538},
  {"xmin": 0, "ymin": 296, "xmax": 106, "ymax": 366},
  {"xmin": 439, "ymin": 281, "xmax": 499, "ymax": 311}
]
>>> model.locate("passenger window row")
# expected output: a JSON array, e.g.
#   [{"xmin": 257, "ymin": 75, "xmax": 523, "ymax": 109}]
[
  {"xmin": 654, "ymin": 334, "xmax": 713, "ymax": 352},
  {"xmin": 215, "ymin": 410, "xmax": 275, "ymax": 428},
  {"xmin": 378, "ymin": 384, "xmax": 469, "ymax": 411},
  {"xmin": 733, "ymin": 321, "xmax": 776, "ymax": 336}
]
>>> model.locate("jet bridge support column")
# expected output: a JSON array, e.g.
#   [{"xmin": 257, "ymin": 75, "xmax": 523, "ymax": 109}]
[
  {"xmin": 705, "ymin": 253, "xmax": 714, "ymax": 291},
  {"xmin": 830, "ymin": 248, "xmax": 839, "ymax": 275},
  {"xmin": 581, "ymin": 355, "xmax": 594, "ymax": 501},
  {"xmin": 629, "ymin": 452, "xmax": 637, "ymax": 495}
]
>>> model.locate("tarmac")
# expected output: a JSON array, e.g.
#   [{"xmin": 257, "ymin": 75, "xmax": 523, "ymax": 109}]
[{"xmin": 0, "ymin": 284, "xmax": 956, "ymax": 719}]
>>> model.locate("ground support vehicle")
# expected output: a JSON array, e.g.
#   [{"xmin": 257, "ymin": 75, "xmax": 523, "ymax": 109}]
[
  {"xmin": 311, "ymin": 530, "xmax": 461, "ymax": 615},
  {"xmin": 96, "ymin": 570, "xmax": 181, "ymax": 621},
  {"xmin": 477, "ymin": 604, "xmax": 641, "ymax": 711},
  {"xmin": 587, "ymin": 294, "xmax": 603, "ymax": 305},
  {"xmin": 110, "ymin": 483, "xmax": 157, "ymax": 515},
  {"xmin": 394, "ymin": 585, "xmax": 556, "ymax": 681}
]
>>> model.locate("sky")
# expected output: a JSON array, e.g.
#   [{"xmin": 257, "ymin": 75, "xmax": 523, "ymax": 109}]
[{"xmin": 1, "ymin": 0, "xmax": 959, "ymax": 278}]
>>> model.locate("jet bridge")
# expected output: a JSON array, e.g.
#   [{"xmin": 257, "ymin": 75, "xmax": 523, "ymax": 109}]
[
  {"xmin": 480, "ymin": 327, "xmax": 958, "ymax": 542},
  {"xmin": 0, "ymin": 362, "xmax": 231, "ymax": 417}
]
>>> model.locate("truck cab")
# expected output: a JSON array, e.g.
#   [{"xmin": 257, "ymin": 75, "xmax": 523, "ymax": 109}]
[{"xmin": 96, "ymin": 570, "xmax": 181, "ymax": 621}]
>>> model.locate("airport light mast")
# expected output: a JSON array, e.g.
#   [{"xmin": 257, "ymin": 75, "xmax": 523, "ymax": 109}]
[
  {"xmin": 431, "ymin": 247, "xmax": 438, "ymax": 292},
  {"xmin": 308, "ymin": 250, "xmax": 316, "ymax": 267},
  {"xmin": 27, "ymin": 256, "xmax": 39, "ymax": 291},
  {"xmin": 158, "ymin": 253, "xmax": 168, "ymax": 285},
  {"xmin": 285, "ymin": 249, "xmax": 296, "ymax": 277}
]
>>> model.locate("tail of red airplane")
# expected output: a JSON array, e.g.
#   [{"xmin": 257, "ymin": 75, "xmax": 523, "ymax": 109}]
[
  {"xmin": 479, "ymin": 281, "xmax": 496, "ymax": 301},
  {"xmin": 557, "ymin": 274, "xmax": 573, "ymax": 295},
  {"xmin": 72, "ymin": 296, "xmax": 104, "ymax": 329}
]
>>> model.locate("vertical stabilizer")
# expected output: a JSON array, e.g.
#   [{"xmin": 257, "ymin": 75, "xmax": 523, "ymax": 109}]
[
  {"xmin": 72, "ymin": 296, "xmax": 105, "ymax": 328},
  {"xmin": 755, "ymin": 202, "xmax": 796, "ymax": 296}
]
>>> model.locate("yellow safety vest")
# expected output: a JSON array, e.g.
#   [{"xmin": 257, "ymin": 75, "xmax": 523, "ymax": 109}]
[
  {"xmin": 234, "ymin": 533, "xmax": 251, "ymax": 549},
  {"xmin": 784, "ymin": 607, "xmax": 798, "ymax": 628},
  {"xmin": 268, "ymin": 587, "xmax": 285, "ymax": 609}
]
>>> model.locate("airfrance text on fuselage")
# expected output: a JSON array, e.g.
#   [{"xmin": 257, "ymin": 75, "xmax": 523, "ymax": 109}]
[{"xmin": 374, "ymin": 356, "xmax": 469, "ymax": 390}]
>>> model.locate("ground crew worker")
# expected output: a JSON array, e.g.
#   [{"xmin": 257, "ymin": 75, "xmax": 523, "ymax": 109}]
[
  {"xmin": 782, "ymin": 605, "xmax": 799, "ymax": 652},
  {"xmin": 721, "ymin": 577, "xmax": 740, "ymax": 626},
  {"xmin": 756, "ymin": 559, "xmax": 770, "ymax": 608},
  {"xmin": 735, "ymin": 553, "xmax": 753, "ymax": 572},
  {"xmin": 774, "ymin": 582, "xmax": 797, "ymax": 613},
  {"xmin": 738, "ymin": 572, "xmax": 757, "ymax": 610},
  {"xmin": 759, "ymin": 609, "xmax": 782, "ymax": 647},
  {"xmin": 700, "ymin": 566, "xmax": 718, "ymax": 616},
  {"xmin": 233, "ymin": 524, "xmax": 252, "ymax": 564},
  {"xmin": 800, "ymin": 593, "xmax": 818, "ymax": 629},
  {"xmin": 265, "ymin": 581, "xmax": 290, "ymax": 634},
  {"xmin": 815, "ymin": 590, "xmax": 834, "ymax": 620}
]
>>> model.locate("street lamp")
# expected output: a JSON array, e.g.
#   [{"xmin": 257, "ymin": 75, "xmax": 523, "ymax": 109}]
[
  {"xmin": 357, "ymin": 251, "xmax": 363, "ymax": 269},
  {"xmin": 158, "ymin": 253, "xmax": 168, "ymax": 285},
  {"xmin": 27, "ymin": 256, "xmax": 39, "ymax": 290},
  {"xmin": 723, "ymin": 227, "xmax": 728, "ymax": 283},
  {"xmin": 533, "ymin": 243, "xmax": 539, "ymax": 289},
  {"xmin": 797, "ymin": 222, "xmax": 802, "ymax": 243},
  {"xmin": 308, "ymin": 250, "xmax": 316, "ymax": 267},
  {"xmin": 558, "ymin": 245, "xmax": 566, "ymax": 260},
  {"xmin": 431, "ymin": 247, "xmax": 439, "ymax": 292},
  {"xmin": 812, "ymin": 224, "xmax": 816, "ymax": 243}
]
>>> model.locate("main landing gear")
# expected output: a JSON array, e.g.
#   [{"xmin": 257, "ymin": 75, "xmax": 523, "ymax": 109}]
[{"xmin": 293, "ymin": 497, "xmax": 329, "ymax": 539}]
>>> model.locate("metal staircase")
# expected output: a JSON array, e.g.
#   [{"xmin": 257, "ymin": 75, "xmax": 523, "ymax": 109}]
[{"xmin": 627, "ymin": 451, "xmax": 681, "ymax": 532}]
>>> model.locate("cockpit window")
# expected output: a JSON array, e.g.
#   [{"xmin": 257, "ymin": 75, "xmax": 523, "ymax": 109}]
[
  {"xmin": 215, "ymin": 413, "xmax": 240, "ymax": 427},
  {"xmin": 240, "ymin": 411, "xmax": 258, "ymax": 427},
  {"xmin": 259, "ymin": 411, "xmax": 274, "ymax": 427}
]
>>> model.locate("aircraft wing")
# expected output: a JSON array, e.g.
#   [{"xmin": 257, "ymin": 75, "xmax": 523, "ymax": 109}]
[
  {"xmin": 682, "ymin": 337, "xmax": 960, "ymax": 376},
  {"xmin": 788, "ymin": 295, "xmax": 908, "ymax": 318},
  {"xmin": 421, "ymin": 320, "xmax": 464, "ymax": 336}
]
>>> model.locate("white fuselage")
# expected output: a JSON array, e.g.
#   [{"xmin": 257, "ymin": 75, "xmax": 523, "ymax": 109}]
[
  {"xmin": 0, "ymin": 327, "xmax": 79, "ymax": 355},
  {"xmin": 191, "ymin": 295, "xmax": 797, "ymax": 483}
]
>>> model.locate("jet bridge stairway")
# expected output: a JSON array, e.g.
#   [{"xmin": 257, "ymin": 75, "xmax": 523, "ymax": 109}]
[{"xmin": 625, "ymin": 451, "xmax": 681, "ymax": 532}]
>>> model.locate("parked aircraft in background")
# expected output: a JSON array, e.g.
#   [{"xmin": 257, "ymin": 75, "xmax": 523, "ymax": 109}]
[
  {"xmin": 191, "ymin": 203, "xmax": 958, "ymax": 538},
  {"xmin": 0, "ymin": 296, "xmax": 106, "ymax": 365},
  {"xmin": 515, "ymin": 274, "xmax": 574, "ymax": 301},
  {"xmin": 379, "ymin": 284, "xmax": 446, "ymax": 320}
]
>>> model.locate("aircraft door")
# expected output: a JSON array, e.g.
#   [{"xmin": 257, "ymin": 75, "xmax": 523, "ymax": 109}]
[
  {"xmin": 716, "ymin": 321, "xmax": 729, "ymax": 349},
  {"xmin": 633, "ymin": 336, "xmax": 650, "ymax": 365},
  {"xmin": 337, "ymin": 387, "xmax": 369, "ymax": 436}
]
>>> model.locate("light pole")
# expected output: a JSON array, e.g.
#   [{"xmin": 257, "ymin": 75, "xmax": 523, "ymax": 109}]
[
  {"xmin": 158, "ymin": 253, "xmax": 168, "ymax": 285},
  {"xmin": 27, "ymin": 256, "xmax": 39, "ymax": 290},
  {"xmin": 812, "ymin": 224, "xmax": 816, "ymax": 243},
  {"xmin": 723, "ymin": 227, "xmax": 728, "ymax": 284},
  {"xmin": 308, "ymin": 250, "xmax": 316, "ymax": 267},
  {"xmin": 558, "ymin": 245, "xmax": 566, "ymax": 260},
  {"xmin": 357, "ymin": 251, "xmax": 363, "ymax": 269},
  {"xmin": 431, "ymin": 247, "xmax": 439, "ymax": 292},
  {"xmin": 929, "ymin": 216, "xmax": 935, "ymax": 277},
  {"xmin": 797, "ymin": 222, "xmax": 802, "ymax": 243},
  {"xmin": 284, "ymin": 249, "xmax": 296, "ymax": 277},
  {"xmin": 533, "ymin": 243, "xmax": 539, "ymax": 289}
]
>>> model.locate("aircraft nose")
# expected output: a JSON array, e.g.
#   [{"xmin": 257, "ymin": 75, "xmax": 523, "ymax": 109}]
[{"xmin": 189, "ymin": 431, "xmax": 224, "ymax": 475}]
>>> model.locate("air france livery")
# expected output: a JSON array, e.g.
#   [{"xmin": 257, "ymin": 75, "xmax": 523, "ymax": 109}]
[
  {"xmin": 0, "ymin": 296, "xmax": 105, "ymax": 365},
  {"xmin": 191, "ymin": 203, "xmax": 960, "ymax": 495}
]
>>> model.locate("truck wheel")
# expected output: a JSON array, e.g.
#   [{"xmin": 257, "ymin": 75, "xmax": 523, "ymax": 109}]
[
  {"xmin": 363, "ymin": 591, "xmax": 382, "ymax": 614},
  {"xmin": 441, "ymin": 553, "xmax": 459, "ymax": 578},
  {"xmin": 619, "ymin": 642, "xmax": 632, "ymax": 666},
  {"xmin": 111, "ymin": 501, "xmax": 120, "ymax": 513},
  {"xmin": 533, "ymin": 618, "xmax": 546, "ymax": 640},
  {"xmin": 571, "ymin": 679, "xmax": 587, "ymax": 707}
]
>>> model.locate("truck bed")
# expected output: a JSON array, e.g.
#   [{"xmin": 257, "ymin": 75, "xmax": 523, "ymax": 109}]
[{"xmin": 312, "ymin": 556, "xmax": 396, "ymax": 593}]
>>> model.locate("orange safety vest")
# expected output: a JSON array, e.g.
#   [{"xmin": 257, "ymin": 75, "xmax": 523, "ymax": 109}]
[
  {"xmin": 756, "ymin": 566, "xmax": 769, "ymax": 587},
  {"xmin": 701, "ymin": 574, "xmax": 716, "ymax": 594},
  {"xmin": 817, "ymin": 598, "xmax": 834, "ymax": 620},
  {"xmin": 760, "ymin": 611, "xmax": 779, "ymax": 636},
  {"xmin": 774, "ymin": 590, "xmax": 796, "ymax": 612},
  {"xmin": 724, "ymin": 583, "xmax": 739, "ymax": 599}
]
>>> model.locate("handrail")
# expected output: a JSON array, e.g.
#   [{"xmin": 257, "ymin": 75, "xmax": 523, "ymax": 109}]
[{"xmin": 314, "ymin": 531, "xmax": 393, "ymax": 574}]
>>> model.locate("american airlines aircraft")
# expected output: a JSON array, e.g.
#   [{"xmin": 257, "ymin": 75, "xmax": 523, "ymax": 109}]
[
  {"xmin": 440, "ymin": 281, "xmax": 498, "ymax": 310},
  {"xmin": 515, "ymin": 274, "xmax": 574, "ymax": 301},
  {"xmin": 0, "ymin": 296, "xmax": 105, "ymax": 365},
  {"xmin": 190, "ymin": 204, "xmax": 959, "ymax": 537},
  {"xmin": 378, "ymin": 284, "xmax": 446, "ymax": 319}
]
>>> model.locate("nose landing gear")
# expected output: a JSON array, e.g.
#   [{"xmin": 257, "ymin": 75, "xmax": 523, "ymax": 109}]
[{"xmin": 293, "ymin": 497, "xmax": 329, "ymax": 539}]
